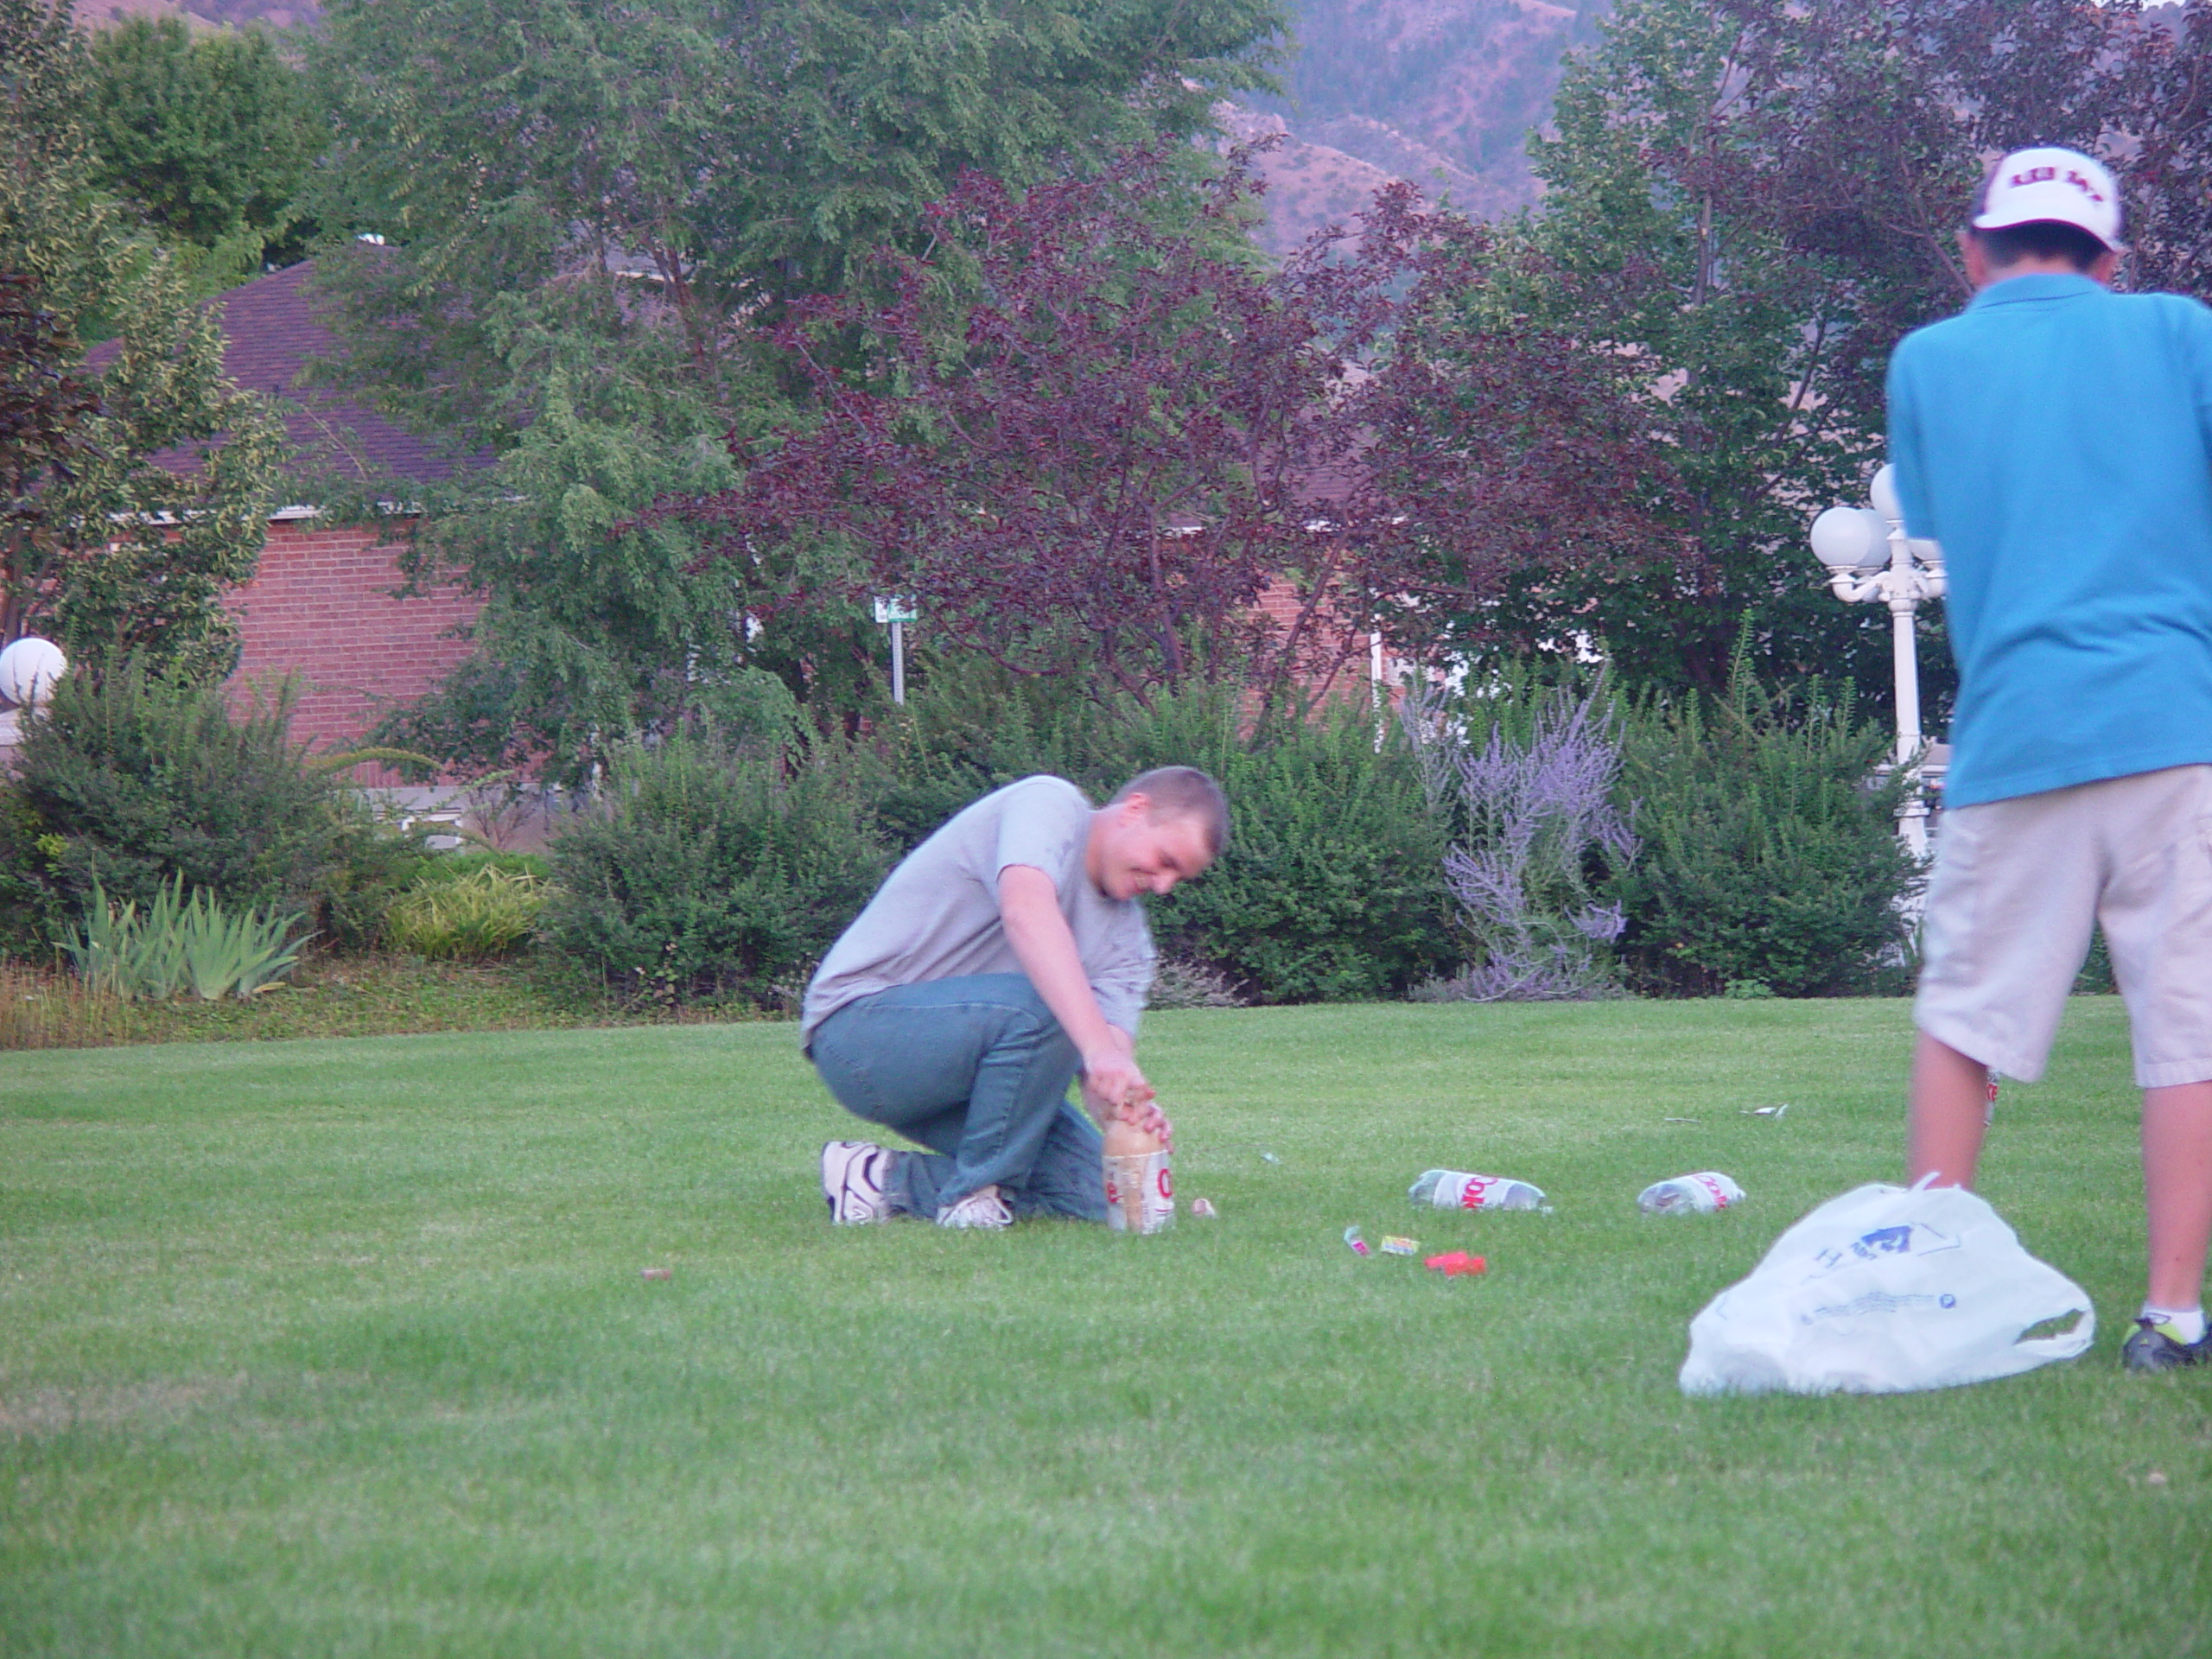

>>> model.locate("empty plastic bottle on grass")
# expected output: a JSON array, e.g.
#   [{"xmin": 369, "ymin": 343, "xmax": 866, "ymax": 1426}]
[
  {"xmin": 1637, "ymin": 1171, "xmax": 1745, "ymax": 1215},
  {"xmin": 1409, "ymin": 1169, "xmax": 1547, "ymax": 1211}
]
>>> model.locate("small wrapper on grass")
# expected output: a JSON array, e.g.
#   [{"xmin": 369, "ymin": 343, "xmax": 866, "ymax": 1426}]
[
  {"xmin": 640, "ymin": 1267, "xmax": 673, "ymax": 1281},
  {"xmin": 1424, "ymin": 1251, "xmax": 1486, "ymax": 1277}
]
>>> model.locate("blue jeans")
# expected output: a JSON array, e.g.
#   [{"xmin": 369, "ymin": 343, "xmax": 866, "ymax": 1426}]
[{"xmin": 809, "ymin": 974, "xmax": 1107, "ymax": 1222}]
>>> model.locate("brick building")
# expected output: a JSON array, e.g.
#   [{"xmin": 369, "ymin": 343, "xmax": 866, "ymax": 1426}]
[{"xmin": 126, "ymin": 262, "xmax": 489, "ymax": 772}]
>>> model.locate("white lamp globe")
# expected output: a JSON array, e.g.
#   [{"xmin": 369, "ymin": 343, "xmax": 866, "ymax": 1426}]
[
  {"xmin": 1810, "ymin": 505, "xmax": 1891, "ymax": 573},
  {"xmin": 0, "ymin": 637, "xmax": 67, "ymax": 709},
  {"xmin": 1869, "ymin": 462, "xmax": 1903, "ymax": 524}
]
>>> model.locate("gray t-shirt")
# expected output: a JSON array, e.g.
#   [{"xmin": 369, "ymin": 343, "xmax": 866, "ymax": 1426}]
[{"xmin": 800, "ymin": 775, "xmax": 1156, "ymax": 1046}]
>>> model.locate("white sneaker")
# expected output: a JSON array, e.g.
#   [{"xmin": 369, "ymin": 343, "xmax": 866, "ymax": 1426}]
[
  {"xmin": 822, "ymin": 1141, "xmax": 890, "ymax": 1224},
  {"xmin": 934, "ymin": 1185, "xmax": 1013, "ymax": 1229}
]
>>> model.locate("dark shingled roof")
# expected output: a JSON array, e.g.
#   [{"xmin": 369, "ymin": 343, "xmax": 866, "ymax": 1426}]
[{"xmin": 88, "ymin": 259, "xmax": 491, "ymax": 490}]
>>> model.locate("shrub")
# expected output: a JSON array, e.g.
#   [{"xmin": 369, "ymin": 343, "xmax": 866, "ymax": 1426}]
[
  {"xmin": 314, "ymin": 803, "xmax": 439, "ymax": 953},
  {"xmin": 539, "ymin": 734, "xmax": 890, "ymax": 1007},
  {"xmin": 1138, "ymin": 696, "xmax": 1457, "ymax": 1002},
  {"xmin": 873, "ymin": 657, "xmax": 1136, "ymax": 853},
  {"xmin": 1608, "ymin": 667, "xmax": 1920, "ymax": 997},
  {"xmin": 880, "ymin": 668, "xmax": 1456, "ymax": 1003},
  {"xmin": 0, "ymin": 662, "xmax": 346, "ymax": 946},
  {"xmin": 385, "ymin": 865, "xmax": 545, "ymax": 960}
]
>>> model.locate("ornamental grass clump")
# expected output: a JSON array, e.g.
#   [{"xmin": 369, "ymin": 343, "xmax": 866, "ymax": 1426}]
[
  {"xmin": 1403, "ymin": 679, "xmax": 1638, "ymax": 1001},
  {"xmin": 385, "ymin": 865, "xmax": 546, "ymax": 960},
  {"xmin": 0, "ymin": 958, "xmax": 130, "ymax": 1050},
  {"xmin": 63, "ymin": 874, "xmax": 306, "ymax": 1001}
]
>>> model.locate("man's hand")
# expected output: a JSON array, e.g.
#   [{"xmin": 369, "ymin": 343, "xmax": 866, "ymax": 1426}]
[
  {"xmin": 1106, "ymin": 1090, "xmax": 1174, "ymax": 1152},
  {"xmin": 1080, "ymin": 1045, "xmax": 1150, "ymax": 1115},
  {"xmin": 1081, "ymin": 1038, "xmax": 1172, "ymax": 1149}
]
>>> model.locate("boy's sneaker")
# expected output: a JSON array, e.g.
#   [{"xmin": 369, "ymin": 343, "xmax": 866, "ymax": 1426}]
[
  {"xmin": 935, "ymin": 1185, "xmax": 1013, "ymax": 1230},
  {"xmin": 2121, "ymin": 1317, "xmax": 2212, "ymax": 1373},
  {"xmin": 822, "ymin": 1141, "xmax": 891, "ymax": 1224}
]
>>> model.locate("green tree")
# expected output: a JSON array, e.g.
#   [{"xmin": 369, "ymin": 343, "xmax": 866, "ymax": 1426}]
[
  {"xmin": 1432, "ymin": 0, "xmax": 2133, "ymax": 709},
  {"xmin": 1, "ymin": 0, "xmax": 281, "ymax": 677},
  {"xmin": 304, "ymin": 0, "xmax": 1286, "ymax": 779},
  {"xmin": 84, "ymin": 17, "xmax": 325, "ymax": 287}
]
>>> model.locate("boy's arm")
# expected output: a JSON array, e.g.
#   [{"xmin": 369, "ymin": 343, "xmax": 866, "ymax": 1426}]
[
  {"xmin": 1885, "ymin": 345, "xmax": 1935, "ymax": 540},
  {"xmin": 997, "ymin": 865, "xmax": 1172, "ymax": 1146}
]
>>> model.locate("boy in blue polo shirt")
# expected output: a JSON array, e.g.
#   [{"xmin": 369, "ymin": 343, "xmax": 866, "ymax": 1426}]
[{"xmin": 1888, "ymin": 146, "xmax": 2212, "ymax": 1372}]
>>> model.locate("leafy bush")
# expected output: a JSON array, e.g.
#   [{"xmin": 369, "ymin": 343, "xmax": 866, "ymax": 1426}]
[
  {"xmin": 1137, "ymin": 696, "xmax": 1457, "ymax": 1002},
  {"xmin": 63, "ymin": 874, "xmax": 306, "ymax": 1001},
  {"xmin": 880, "ymin": 669, "xmax": 1456, "ymax": 1002},
  {"xmin": 874, "ymin": 657, "xmax": 1138, "ymax": 853},
  {"xmin": 539, "ymin": 734, "xmax": 890, "ymax": 1007},
  {"xmin": 1608, "ymin": 668, "xmax": 1920, "ymax": 997},
  {"xmin": 0, "ymin": 663, "xmax": 346, "ymax": 947},
  {"xmin": 385, "ymin": 865, "xmax": 545, "ymax": 960},
  {"xmin": 313, "ymin": 804, "xmax": 439, "ymax": 953}
]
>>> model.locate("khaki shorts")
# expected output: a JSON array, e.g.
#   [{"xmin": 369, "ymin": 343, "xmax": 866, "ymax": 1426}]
[{"xmin": 1916, "ymin": 764, "xmax": 2212, "ymax": 1087}]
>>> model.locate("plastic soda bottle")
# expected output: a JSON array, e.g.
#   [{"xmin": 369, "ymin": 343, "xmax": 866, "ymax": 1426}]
[
  {"xmin": 1636, "ymin": 1171, "xmax": 1745, "ymax": 1214},
  {"xmin": 1103, "ymin": 1117, "xmax": 1173, "ymax": 1234},
  {"xmin": 1408, "ymin": 1169, "xmax": 1547, "ymax": 1211}
]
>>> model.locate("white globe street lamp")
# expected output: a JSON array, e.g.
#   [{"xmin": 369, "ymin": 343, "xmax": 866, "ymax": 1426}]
[
  {"xmin": 0, "ymin": 636, "xmax": 67, "ymax": 709},
  {"xmin": 1808, "ymin": 464, "xmax": 1946, "ymax": 857}
]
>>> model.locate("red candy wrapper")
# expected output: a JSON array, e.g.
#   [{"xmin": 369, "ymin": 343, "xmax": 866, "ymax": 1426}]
[{"xmin": 1423, "ymin": 1251, "xmax": 1486, "ymax": 1277}]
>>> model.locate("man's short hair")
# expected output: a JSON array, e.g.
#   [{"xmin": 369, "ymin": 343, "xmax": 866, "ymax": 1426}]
[
  {"xmin": 1110, "ymin": 766, "xmax": 1229, "ymax": 857},
  {"xmin": 1973, "ymin": 219, "xmax": 2107, "ymax": 273}
]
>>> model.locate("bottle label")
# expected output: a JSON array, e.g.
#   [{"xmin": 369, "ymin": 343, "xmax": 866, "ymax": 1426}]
[
  {"xmin": 1456, "ymin": 1174, "xmax": 1516, "ymax": 1209},
  {"xmin": 1104, "ymin": 1152, "xmax": 1174, "ymax": 1234}
]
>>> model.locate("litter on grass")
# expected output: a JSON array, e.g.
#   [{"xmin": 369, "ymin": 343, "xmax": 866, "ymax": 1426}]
[
  {"xmin": 1261, "ymin": 1151, "xmax": 1282, "ymax": 1165},
  {"xmin": 1637, "ymin": 1172, "xmax": 1745, "ymax": 1214},
  {"xmin": 1380, "ymin": 1235, "xmax": 1419, "ymax": 1255},
  {"xmin": 1190, "ymin": 1198, "xmax": 1218, "ymax": 1218},
  {"xmin": 1408, "ymin": 1169, "xmax": 1547, "ymax": 1211},
  {"xmin": 1344, "ymin": 1224, "xmax": 1371, "ymax": 1256},
  {"xmin": 1425, "ymin": 1251, "xmax": 1487, "ymax": 1276},
  {"xmin": 1679, "ymin": 1179, "xmax": 2093, "ymax": 1395},
  {"xmin": 641, "ymin": 1267, "xmax": 673, "ymax": 1281},
  {"xmin": 1743, "ymin": 1104, "xmax": 1790, "ymax": 1118}
]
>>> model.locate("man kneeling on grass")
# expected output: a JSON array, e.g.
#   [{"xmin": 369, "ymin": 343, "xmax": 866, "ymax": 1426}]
[{"xmin": 805, "ymin": 767, "xmax": 1225, "ymax": 1229}]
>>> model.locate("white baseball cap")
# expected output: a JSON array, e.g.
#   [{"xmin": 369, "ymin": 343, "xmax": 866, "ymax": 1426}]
[{"xmin": 1974, "ymin": 146, "xmax": 2124, "ymax": 251}]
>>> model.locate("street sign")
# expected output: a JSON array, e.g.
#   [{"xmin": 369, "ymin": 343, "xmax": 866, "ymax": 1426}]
[{"xmin": 872, "ymin": 595, "xmax": 918, "ymax": 625}]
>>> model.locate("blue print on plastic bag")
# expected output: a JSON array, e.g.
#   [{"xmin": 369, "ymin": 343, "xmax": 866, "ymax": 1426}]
[
  {"xmin": 1811, "ymin": 1221, "xmax": 1961, "ymax": 1277},
  {"xmin": 1800, "ymin": 1289, "xmax": 1959, "ymax": 1325}
]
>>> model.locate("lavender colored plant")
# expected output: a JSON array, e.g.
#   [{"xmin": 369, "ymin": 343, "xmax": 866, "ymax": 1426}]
[{"xmin": 1402, "ymin": 682, "xmax": 1637, "ymax": 1001}]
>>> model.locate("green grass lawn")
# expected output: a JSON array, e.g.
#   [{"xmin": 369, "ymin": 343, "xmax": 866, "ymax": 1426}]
[{"xmin": 3, "ymin": 998, "xmax": 2207, "ymax": 1656}]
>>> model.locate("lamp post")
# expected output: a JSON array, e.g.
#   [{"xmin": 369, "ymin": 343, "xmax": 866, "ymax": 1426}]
[
  {"xmin": 871, "ymin": 595, "xmax": 918, "ymax": 704},
  {"xmin": 0, "ymin": 635, "xmax": 66, "ymax": 709},
  {"xmin": 1808, "ymin": 463, "xmax": 1946, "ymax": 858},
  {"xmin": 0, "ymin": 635, "xmax": 67, "ymax": 769}
]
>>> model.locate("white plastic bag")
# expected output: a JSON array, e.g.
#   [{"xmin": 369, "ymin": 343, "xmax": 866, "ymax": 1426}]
[{"xmin": 1679, "ymin": 1178, "xmax": 2094, "ymax": 1396}]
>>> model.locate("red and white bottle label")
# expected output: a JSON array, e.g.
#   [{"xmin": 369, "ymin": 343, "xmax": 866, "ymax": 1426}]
[{"xmin": 1104, "ymin": 1151, "xmax": 1175, "ymax": 1234}]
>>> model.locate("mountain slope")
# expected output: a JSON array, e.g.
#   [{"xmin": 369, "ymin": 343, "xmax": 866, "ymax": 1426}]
[{"xmin": 1237, "ymin": 0, "xmax": 1608, "ymax": 246}]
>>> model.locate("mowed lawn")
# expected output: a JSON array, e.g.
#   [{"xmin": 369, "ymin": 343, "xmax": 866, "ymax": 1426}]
[{"xmin": 3, "ymin": 999, "xmax": 2207, "ymax": 1657}]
